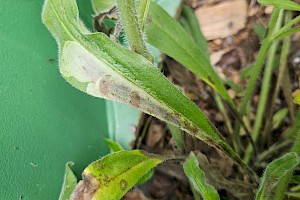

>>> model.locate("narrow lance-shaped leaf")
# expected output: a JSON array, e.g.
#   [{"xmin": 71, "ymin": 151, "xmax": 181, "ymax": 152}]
[
  {"xmin": 272, "ymin": 26, "xmax": 300, "ymax": 42},
  {"xmin": 272, "ymin": 108, "xmax": 288, "ymax": 130},
  {"xmin": 42, "ymin": 0, "xmax": 248, "ymax": 174},
  {"xmin": 168, "ymin": 123, "xmax": 184, "ymax": 151},
  {"xmin": 258, "ymin": 0, "xmax": 300, "ymax": 11},
  {"xmin": 145, "ymin": 2, "xmax": 233, "ymax": 106},
  {"xmin": 179, "ymin": 5, "xmax": 209, "ymax": 59},
  {"xmin": 256, "ymin": 152, "xmax": 300, "ymax": 200},
  {"xmin": 70, "ymin": 150, "xmax": 165, "ymax": 200},
  {"xmin": 104, "ymin": 138, "xmax": 124, "ymax": 152},
  {"xmin": 184, "ymin": 152, "xmax": 220, "ymax": 200},
  {"xmin": 59, "ymin": 162, "xmax": 77, "ymax": 200}
]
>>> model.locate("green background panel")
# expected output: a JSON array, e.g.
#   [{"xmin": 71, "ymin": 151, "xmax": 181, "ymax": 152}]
[{"xmin": 0, "ymin": 0, "xmax": 109, "ymax": 199}]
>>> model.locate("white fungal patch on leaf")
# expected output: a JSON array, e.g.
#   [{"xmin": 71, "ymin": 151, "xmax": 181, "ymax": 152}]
[
  {"xmin": 60, "ymin": 41, "xmax": 179, "ymax": 126},
  {"xmin": 60, "ymin": 41, "xmax": 109, "ymax": 84}
]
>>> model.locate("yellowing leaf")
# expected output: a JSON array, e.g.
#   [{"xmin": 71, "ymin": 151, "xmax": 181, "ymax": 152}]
[{"xmin": 70, "ymin": 150, "xmax": 165, "ymax": 200}]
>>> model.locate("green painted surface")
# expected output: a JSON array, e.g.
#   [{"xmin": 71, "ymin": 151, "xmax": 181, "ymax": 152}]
[{"xmin": 0, "ymin": 0, "xmax": 109, "ymax": 199}]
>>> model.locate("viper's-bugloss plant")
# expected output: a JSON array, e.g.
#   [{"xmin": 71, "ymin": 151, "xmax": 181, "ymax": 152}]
[{"xmin": 42, "ymin": 0, "xmax": 300, "ymax": 199}]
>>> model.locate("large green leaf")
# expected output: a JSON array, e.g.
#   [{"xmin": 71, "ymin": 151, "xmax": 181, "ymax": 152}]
[
  {"xmin": 70, "ymin": 150, "xmax": 164, "ymax": 199},
  {"xmin": 183, "ymin": 152, "xmax": 220, "ymax": 200},
  {"xmin": 256, "ymin": 152, "xmax": 300, "ymax": 200},
  {"xmin": 145, "ymin": 2, "xmax": 233, "ymax": 105},
  {"xmin": 59, "ymin": 162, "xmax": 77, "ymax": 200},
  {"xmin": 92, "ymin": 0, "xmax": 182, "ymax": 149},
  {"xmin": 258, "ymin": 0, "xmax": 300, "ymax": 11},
  {"xmin": 42, "ymin": 0, "xmax": 241, "ymax": 165}
]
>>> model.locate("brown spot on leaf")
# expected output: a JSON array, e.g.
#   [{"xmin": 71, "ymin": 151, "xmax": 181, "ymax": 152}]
[
  {"xmin": 70, "ymin": 174, "xmax": 99, "ymax": 200},
  {"xmin": 146, "ymin": 15, "xmax": 152, "ymax": 24},
  {"xmin": 129, "ymin": 91, "xmax": 141, "ymax": 108},
  {"xmin": 120, "ymin": 179, "xmax": 128, "ymax": 191},
  {"xmin": 98, "ymin": 79, "xmax": 110, "ymax": 96}
]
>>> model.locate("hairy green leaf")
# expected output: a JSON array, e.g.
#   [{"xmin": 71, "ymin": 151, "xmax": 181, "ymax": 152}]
[
  {"xmin": 42, "ymin": 0, "xmax": 243, "ymax": 169},
  {"xmin": 258, "ymin": 0, "xmax": 300, "ymax": 11},
  {"xmin": 70, "ymin": 150, "xmax": 165, "ymax": 200},
  {"xmin": 104, "ymin": 138, "xmax": 124, "ymax": 152},
  {"xmin": 256, "ymin": 152, "xmax": 300, "ymax": 200},
  {"xmin": 184, "ymin": 152, "xmax": 220, "ymax": 200},
  {"xmin": 137, "ymin": 0, "xmax": 151, "ymax": 31},
  {"xmin": 91, "ymin": 0, "xmax": 182, "ymax": 66},
  {"xmin": 91, "ymin": 0, "xmax": 115, "ymax": 13},
  {"xmin": 145, "ymin": 2, "xmax": 233, "ymax": 105},
  {"xmin": 59, "ymin": 162, "xmax": 77, "ymax": 200},
  {"xmin": 116, "ymin": 0, "xmax": 153, "ymax": 61}
]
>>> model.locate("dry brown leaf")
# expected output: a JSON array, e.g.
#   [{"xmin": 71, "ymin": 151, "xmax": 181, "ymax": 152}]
[
  {"xmin": 210, "ymin": 49, "xmax": 231, "ymax": 65},
  {"xmin": 195, "ymin": 0, "xmax": 248, "ymax": 40},
  {"xmin": 195, "ymin": 151, "xmax": 256, "ymax": 199}
]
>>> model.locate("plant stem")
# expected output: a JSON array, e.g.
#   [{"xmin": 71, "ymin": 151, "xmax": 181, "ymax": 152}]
[
  {"xmin": 273, "ymin": 14, "xmax": 300, "ymax": 38},
  {"xmin": 239, "ymin": 8, "xmax": 280, "ymax": 117},
  {"xmin": 231, "ymin": 8, "xmax": 279, "ymax": 161},
  {"xmin": 213, "ymin": 92, "xmax": 241, "ymax": 153},
  {"xmin": 136, "ymin": 116, "xmax": 152, "ymax": 149},
  {"xmin": 255, "ymin": 139, "xmax": 293, "ymax": 165},
  {"xmin": 243, "ymin": 10, "xmax": 284, "ymax": 164},
  {"xmin": 116, "ymin": 0, "xmax": 153, "ymax": 61},
  {"xmin": 250, "ymin": 38, "xmax": 279, "ymax": 147},
  {"xmin": 262, "ymin": 12, "xmax": 292, "ymax": 140},
  {"xmin": 137, "ymin": 0, "xmax": 151, "ymax": 31}
]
